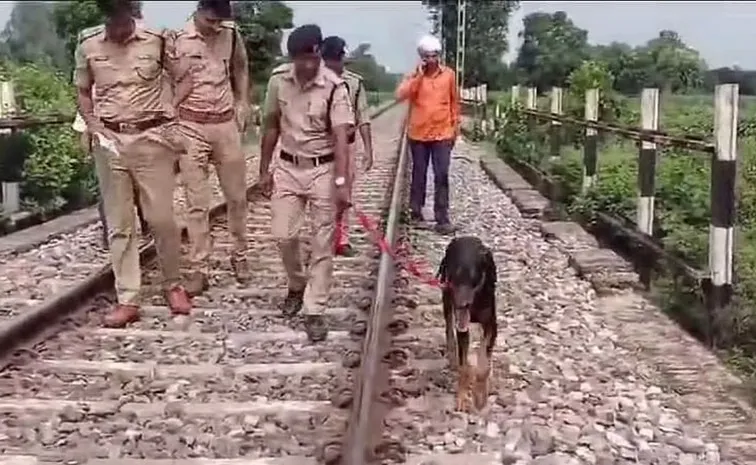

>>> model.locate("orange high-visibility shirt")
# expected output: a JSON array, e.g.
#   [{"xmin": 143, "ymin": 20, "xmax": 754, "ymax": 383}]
[{"xmin": 395, "ymin": 65, "xmax": 460, "ymax": 142}]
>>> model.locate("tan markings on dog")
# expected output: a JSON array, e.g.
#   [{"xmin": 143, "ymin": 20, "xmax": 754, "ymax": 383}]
[
  {"xmin": 456, "ymin": 363, "xmax": 474, "ymax": 412},
  {"xmin": 472, "ymin": 338, "xmax": 492, "ymax": 411}
]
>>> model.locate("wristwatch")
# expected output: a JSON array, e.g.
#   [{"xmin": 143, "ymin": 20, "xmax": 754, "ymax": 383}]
[{"xmin": 334, "ymin": 176, "xmax": 346, "ymax": 187}]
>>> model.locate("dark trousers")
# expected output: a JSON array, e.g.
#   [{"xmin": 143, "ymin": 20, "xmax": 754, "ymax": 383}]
[{"xmin": 408, "ymin": 138, "xmax": 452, "ymax": 224}]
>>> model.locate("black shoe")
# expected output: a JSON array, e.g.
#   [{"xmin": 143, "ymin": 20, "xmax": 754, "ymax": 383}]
[
  {"xmin": 304, "ymin": 315, "xmax": 328, "ymax": 342},
  {"xmin": 410, "ymin": 211, "xmax": 424, "ymax": 223},
  {"xmin": 435, "ymin": 222, "xmax": 457, "ymax": 235},
  {"xmin": 279, "ymin": 289, "xmax": 304, "ymax": 317}
]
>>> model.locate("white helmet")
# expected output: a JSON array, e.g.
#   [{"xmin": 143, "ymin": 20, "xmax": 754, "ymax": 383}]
[{"xmin": 417, "ymin": 35, "xmax": 442, "ymax": 55}]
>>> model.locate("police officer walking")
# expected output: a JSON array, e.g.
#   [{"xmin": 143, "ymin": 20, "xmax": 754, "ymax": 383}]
[
  {"xmin": 72, "ymin": 1, "xmax": 151, "ymax": 247},
  {"xmin": 75, "ymin": 0, "xmax": 192, "ymax": 327},
  {"xmin": 259, "ymin": 25, "xmax": 353, "ymax": 342},
  {"xmin": 165, "ymin": 0, "xmax": 250, "ymax": 296},
  {"xmin": 321, "ymin": 36, "xmax": 374, "ymax": 257}
]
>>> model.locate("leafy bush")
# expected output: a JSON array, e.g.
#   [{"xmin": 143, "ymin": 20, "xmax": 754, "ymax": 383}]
[{"xmin": 0, "ymin": 61, "xmax": 95, "ymax": 207}]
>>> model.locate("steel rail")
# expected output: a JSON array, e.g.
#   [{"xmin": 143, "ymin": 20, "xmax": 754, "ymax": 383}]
[
  {"xmin": 0, "ymin": 100, "xmax": 399, "ymax": 360},
  {"xmin": 342, "ymin": 104, "xmax": 409, "ymax": 465}
]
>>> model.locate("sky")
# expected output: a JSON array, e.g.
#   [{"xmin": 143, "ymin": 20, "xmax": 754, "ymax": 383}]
[{"xmin": 0, "ymin": 1, "xmax": 753, "ymax": 73}]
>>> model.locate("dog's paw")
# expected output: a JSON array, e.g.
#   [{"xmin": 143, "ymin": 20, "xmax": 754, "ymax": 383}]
[{"xmin": 455, "ymin": 392, "xmax": 472, "ymax": 413}]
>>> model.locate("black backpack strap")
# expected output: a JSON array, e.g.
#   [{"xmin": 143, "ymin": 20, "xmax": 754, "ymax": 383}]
[
  {"xmin": 231, "ymin": 27, "xmax": 237, "ymax": 71},
  {"xmin": 228, "ymin": 26, "xmax": 238, "ymax": 91},
  {"xmin": 326, "ymin": 81, "xmax": 348, "ymax": 133},
  {"xmin": 160, "ymin": 35, "xmax": 165, "ymax": 65}
]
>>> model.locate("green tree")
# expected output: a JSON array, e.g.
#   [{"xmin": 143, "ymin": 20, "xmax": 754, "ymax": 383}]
[
  {"xmin": 52, "ymin": 0, "xmax": 106, "ymax": 74},
  {"xmin": 514, "ymin": 11, "xmax": 589, "ymax": 90},
  {"xmin": 423, "ymin": 0, "xmax": 519, "ymax": 89},
  {"xmin": 590, "ymin": 42, "xmax": 653, "ymax": 95},
  {"xmin": 1, "ymin": 2, "xmax": 68, "ymax": 70},
  {"xmin": 346, "ymin": 43, "xmax": 398, "ymax": 91},
  {"xmin": 232, "ymin": 1, "xmax": 294, "ymax": 85},
  {"xmin": 641, "ymin": 30, "xmax": 706, "ymax": 93}
]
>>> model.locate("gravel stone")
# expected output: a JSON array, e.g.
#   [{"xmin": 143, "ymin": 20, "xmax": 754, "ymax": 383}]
[
  {"xmin": 0, "ymin": 106, "xmax": 405, "ymax": 462},
  {"xmin": 379, "ymin": 138, "xmax": 730, "ymax": 464},
  {"xmin": 0, "ymin": 148, "xmax": 263, "ymax": 319}
]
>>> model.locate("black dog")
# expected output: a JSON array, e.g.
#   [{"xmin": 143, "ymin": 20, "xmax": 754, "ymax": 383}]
[{"xmin": 437, "ymin": 236, "xmax": 497, "ymax": 411}]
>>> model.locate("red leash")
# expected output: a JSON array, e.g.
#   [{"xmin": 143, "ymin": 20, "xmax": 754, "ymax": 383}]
[{"xmin": 335, "ymin": 205, "xmax": 446, "ymax": 289}]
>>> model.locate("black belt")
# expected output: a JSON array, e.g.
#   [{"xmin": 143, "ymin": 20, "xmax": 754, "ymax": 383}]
[
  {"xmin": 101, "ymin": 116, "xmax": 172, "ymax": 134},
  {"xmin": 280, "ymin": 151, "xmax": 334, "ymax": 167},
  {"xmin": 179, "ymin": 107, "xmax": 235, "ymax": 124}
]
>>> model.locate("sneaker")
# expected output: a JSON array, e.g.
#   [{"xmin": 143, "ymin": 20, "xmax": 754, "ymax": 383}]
[
  {"xmin": 435, "ymin": 222, "xmax": 458, "ymax": 235},
  {"xmin": 166, "ymin": 285, "xmax": 192, "ymax": 315},
  {"xmin": 103, "ymin": 304, "xmax": 140, "ymax": 328},
  {"xmin": 410, "ymin": 211, "xmax": 424, "ymax": 223},
  {"xmin": 279, "ymin": 289, "xmax": 305, "ymax": 317},
  {"xmin": 304, "ymin": 314, "xmax": 329, "ymax": 342}
]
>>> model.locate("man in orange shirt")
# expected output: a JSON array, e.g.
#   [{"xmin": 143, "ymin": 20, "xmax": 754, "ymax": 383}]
[{"xmin": 395, "ymin": 35, "xmax": 459, "ymax": 235}]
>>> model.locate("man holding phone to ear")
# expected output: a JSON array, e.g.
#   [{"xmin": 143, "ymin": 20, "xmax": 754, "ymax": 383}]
[{"xmin": 395, "ymin": 35, "xmax": 459, "ymax": 235}]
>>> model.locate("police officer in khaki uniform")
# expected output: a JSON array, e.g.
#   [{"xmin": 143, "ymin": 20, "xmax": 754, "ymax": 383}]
[
  {"xmin": 73, "ymin": 2, "xmax": 152, "ymax": 246},
  {"xmin": 259, "ymin": 25, "xmax": 353, "ymax": 342},
  {"xmin": 165, "ymin": 0, "xmax": 250, "ymax": 295},
  {"xmin": 75, "ymin": 0, "xmax": 192, "ymax": 327},
  {"xmin": 321, "ymin": 36, "xmax": 374, "ymax": 257}
]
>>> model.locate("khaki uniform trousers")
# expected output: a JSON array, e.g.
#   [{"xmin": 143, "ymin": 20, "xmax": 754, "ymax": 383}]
[
  {"xmin": 176, "ymin": 119, "xmax": 247, "ymax": 273},
  {"xmin": 95, "ymin": 126, "xmax": 182, "ymax": 305},
  {"xmin": 336, "ymin": 143, "xmax": 358, "ymax": 242},
  {"xmin": 272, "ymin": 156, "xmax": 335, "ymax": 316}
]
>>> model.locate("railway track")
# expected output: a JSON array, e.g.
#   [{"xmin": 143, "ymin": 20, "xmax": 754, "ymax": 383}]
[
  {"xmin": 0, "ymin": 103, "xmax": 412, "ymax": 465},
  {"xmin": 0, "ymin": 135, "xmax": 263, "ymax": 329},
  {"xmin": 0, "ymin": 101, "xmax": 733, "ymax": 465}
]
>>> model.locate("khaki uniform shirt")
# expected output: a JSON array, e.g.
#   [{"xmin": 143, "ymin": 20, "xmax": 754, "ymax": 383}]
[
  {"xmin": 343, "ymin": 69, "xmax": 370, "ymax": 127},
  {"xmin": 75, "ymin": 24, "xmax": 168, "ymax": 122},
  {"xmin": 263, "ymin": 63, "xmax": 354, "ymax": 158},
  {"xmin": 72, "ymin": 24, "xmax": 106, "ymax": 132},
  {"xmin": 165, "ymin": 18, "xmax": 248, "ymax": 114}
]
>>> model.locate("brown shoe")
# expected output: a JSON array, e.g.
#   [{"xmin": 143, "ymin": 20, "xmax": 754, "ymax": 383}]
[
  {"xmin": 103, "ymin": 304, "xmax": 140, "ymax": 328},
  {"xmin": 185, "ymin": 271, "xmax": 209, "ymax": 297},
  {"xmin": 167, "ymin": 286, "xmax": 192, "ymax": 315},
  {"xmin": 231, "ymin": 256, "xmax": 250, "ymax": 284}
]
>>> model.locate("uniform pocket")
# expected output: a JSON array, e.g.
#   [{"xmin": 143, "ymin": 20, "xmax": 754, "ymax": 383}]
[
  {"xmin": 90, "ymin": 56, "xmax": 117, "ymax": 85},
  {"xmin": 186, "ymin": 53, "xmax": 205, "ymax": 70},
  {"xmin": 135, "ymin": 55, "xmax": 161, "ymax": 81},
  {"xmin": 306, "ymin": 98, "xmax": 328, "ymax": 130}
]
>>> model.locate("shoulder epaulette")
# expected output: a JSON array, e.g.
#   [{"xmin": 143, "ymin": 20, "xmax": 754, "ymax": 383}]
[
  {"xmin": 140, "ymin": 26, "xmax": 164, "ymax": 38},
  {"xmin": 270, "ymin": 63, "xmax": 292, "ymax": 76},
  {"xmin": 344, "ymin": 69, "xmax": 363, "ymax": 81},
  {"xmin": 322, "ymin": 66, "xmax": 345, "ymax": 85},
  {"xmin": 78, "ymin": 24, "xmax": 104, "ymax": 43}
]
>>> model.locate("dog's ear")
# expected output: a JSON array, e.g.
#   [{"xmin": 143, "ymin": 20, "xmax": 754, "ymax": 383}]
[{"xmin": 482, "ymin": 248, "xmax": 496, "ymax": 285}]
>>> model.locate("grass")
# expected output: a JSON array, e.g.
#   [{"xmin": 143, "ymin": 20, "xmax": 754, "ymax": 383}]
[{"xmin": 486, "ymin": 88, "xmax": 756, "ymax": 385}]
